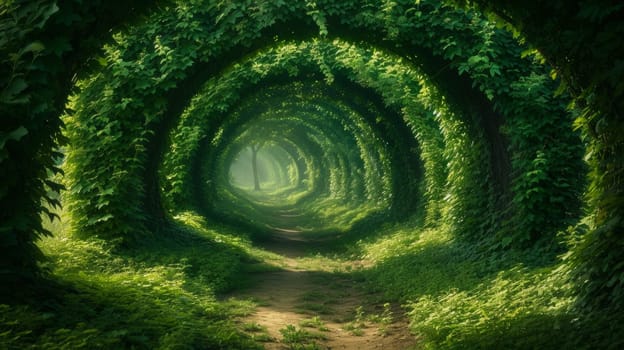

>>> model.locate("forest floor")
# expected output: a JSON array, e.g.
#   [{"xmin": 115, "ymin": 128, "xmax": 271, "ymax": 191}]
[
  {"xmin": 229, "ymin": 210, "xmax": 418, "ymax": 349},
  {"xmin": 6, "ymin": 200, "xmax": 616, "ymax": 349}
]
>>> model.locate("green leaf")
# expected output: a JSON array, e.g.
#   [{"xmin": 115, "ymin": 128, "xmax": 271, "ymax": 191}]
[
  {"xmin": 20, "ymin": 42, "xmax": 45, "ymax": 56},
  {"xmin": 501, "ymin": 236, "xmax": 513, "ymax": 248},
  {"xmin": 0, "ymin": 79, "xmax": 28, "ymax": 104},
  {"xmin": 467, "ymin": 55, "xmax": 486, "ymax": 65},
  {"xmin": 100, "ymin": 187, "xmax": 115, "ymax": 196},
  {"xmin": 87, "ymin": 214, "xmax": 114, "ymax": 225},
  {"xmin": 34, "ymin": 3, "xmax": 60, "ymax": 28},
  {"xmin": 96, "ymin": 56, "xmax": 108, "ymax": 67},
  {"xmin": 0, "ymin": 126, "xmax": 29, "ymax": 148},
  {"xmin": 489, "ymin": 65, "xmax": 500, "ymax": 77}
]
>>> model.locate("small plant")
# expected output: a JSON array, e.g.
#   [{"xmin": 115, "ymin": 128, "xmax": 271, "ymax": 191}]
[
  {"xmin": 355, "ymin": 305, "xmax": 365, "ymax": 323},
  {"xmin": 224, "ymin": 298, "xmax": 256, "ymax": 317},
  {"xmin": 300, "ymin": 316, "xmax": 330, "ymax": 331},
  {"xmin": 381, "ymin": 303, "xmax": 393, "ymax": 325},
  {"xmin": 251, "ymin": 333, "xmax": 274, "ymax": 342},
  {"xmin": 280, "ymin": 324, "xmax": 307, "ymax": 344},
  {"xmin": 379, "ymin": 303, "xmax": 393, "ymax": 335},
  {"xmin": 242, "ymin": 321, "xmax": 266, "ymax": 332},
  {"xmin": 280, "ymin": 324, "xmax": 327, "ymax": 349},
  {"xmin": 343, "ymin": 306, "xmax": 367, "ymax": 336},
  {"xmin": 343, "ymin": 322, "xmax": 365, "ymax": 336},
  {"xmin": 367, "ymin": 303, "xmax": 393, "ymax": 336}
]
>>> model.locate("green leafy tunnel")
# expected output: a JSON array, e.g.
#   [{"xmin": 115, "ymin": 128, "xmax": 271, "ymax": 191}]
[{"xmin": 1, "ymin": 0, "xmax": 623, "ymax": 348}]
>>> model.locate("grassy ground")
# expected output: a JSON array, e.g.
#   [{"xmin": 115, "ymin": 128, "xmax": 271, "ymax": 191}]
[
  {"xmin": 2, "ymin": 201, "xmax": 623, "ymax": 349},
  {"xmin": 1, "ymin": 210, "xmax": 270, "ymax": 349},
  {"xmin": 212, "ymin": 184, "xmax": 386, "ymax": 242},
  {"xmin": 348, "ymin": 221, "xmax": 624, "ymax": 349}
]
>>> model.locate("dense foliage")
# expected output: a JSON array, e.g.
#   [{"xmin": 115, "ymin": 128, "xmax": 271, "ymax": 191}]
[
  {"xmin": 1, "ymin": 208, "xmax": 267, "ymax": 349},
  {"xmin": 1, "ymin": 0, "xmax": 622, "ymax": 348},
  {"xmin": 454, "ymin": 0, "xmax": 624, "ymax": 314},
  {"xmin": 0, "ymin": 0, "xmax": 160, "ymax": 279}
]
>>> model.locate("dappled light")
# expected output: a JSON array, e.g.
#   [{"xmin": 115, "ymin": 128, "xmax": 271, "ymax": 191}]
[{"xmin": 1, "ymin": 1, "xmax": 623, "ymax": 349}]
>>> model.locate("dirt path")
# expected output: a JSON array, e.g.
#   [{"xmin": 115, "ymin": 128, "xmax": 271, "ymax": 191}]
[{"xmin": 231, "ymin": 220, "xmax": 418, "ymax": 349}]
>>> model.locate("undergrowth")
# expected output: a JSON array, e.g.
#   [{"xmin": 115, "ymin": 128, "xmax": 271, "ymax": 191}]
[
  {"xmin": 0, "ymin": 209, "xmax": 265, "ymax": 349},
  {"xmin": 4, "ymin": 199, "xmax": 623, "ymax": 349},
  {"xmin": 352, "ymin": 222, "xmax": 624, "ymax": 349}
]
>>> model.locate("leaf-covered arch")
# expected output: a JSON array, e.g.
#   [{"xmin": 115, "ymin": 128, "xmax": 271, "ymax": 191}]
[{"xmin": 1, "ymin": 0, "xmax": 618, "ymax": 320}]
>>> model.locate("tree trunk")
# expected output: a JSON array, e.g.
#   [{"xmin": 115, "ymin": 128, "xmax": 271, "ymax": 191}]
[{"xmin": 251, "ymin": 145, "xmax": 261, "ymax": 191}]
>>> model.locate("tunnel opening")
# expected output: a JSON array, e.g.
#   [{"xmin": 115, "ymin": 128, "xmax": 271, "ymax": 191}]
[
  {"xmin": 188, "ymin": 75, "xmax": 421, "ymax": 242},
  {"xmin": 228, "ymin": 143, "xmax": 298, "ymax": 194},
  {"xmin": 2, "ymin": 1, "xmax": 622, "ymax": 349}
]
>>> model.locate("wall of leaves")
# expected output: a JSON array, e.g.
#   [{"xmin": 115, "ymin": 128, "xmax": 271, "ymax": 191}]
[{"xmin": 1, "ymin": 0, "xmax": 619, "ymax": 315}]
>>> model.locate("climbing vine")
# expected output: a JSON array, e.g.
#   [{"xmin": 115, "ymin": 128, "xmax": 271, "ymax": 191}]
[{"xmin": 2, "ymin": 0, "xmax": 609, "ymax": 321}]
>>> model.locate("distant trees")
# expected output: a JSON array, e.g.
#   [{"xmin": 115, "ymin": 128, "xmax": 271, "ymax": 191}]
[{"xmin": 250, "ymin": 143, "xmax": 263, "ymax": 191}]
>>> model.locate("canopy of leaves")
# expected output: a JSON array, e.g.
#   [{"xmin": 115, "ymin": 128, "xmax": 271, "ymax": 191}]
[{"xmin": 0, "ymin": 0, "xmax": 619, "ymax": 336}]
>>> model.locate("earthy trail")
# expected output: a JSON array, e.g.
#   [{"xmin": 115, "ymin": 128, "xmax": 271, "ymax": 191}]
[{"xmin": 231, "ymin": 210, "xmax": 418, "ymax": 349}]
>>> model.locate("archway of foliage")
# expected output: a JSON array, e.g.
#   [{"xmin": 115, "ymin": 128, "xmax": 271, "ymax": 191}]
[
  {"xmin": 224, "ymin": 132, "xmax": 315, "ymax": 200},
  {"xmin": 206, "ymin": 96, "xmax": 404, "ymax": 234},
  {"xmin": 162, "ymin": 77, "xmax": 423, "ymax": 235},
  {"xmin": 213, "ymin": 117, "xmax": 379, "ymax": 236},
  {"xmin": 2, "ymin": 0, "xmax": 617, "ymax": 318},
  {"xmin": 67, "ymin": 33, "xmax": 582, "ymax": 249},
  {"xmin": 216, "ymin": 110, "xmax": 380, "ymax": 205}
]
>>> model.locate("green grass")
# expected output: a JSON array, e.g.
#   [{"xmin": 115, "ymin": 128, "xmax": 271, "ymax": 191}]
[
  {"xmin": 279, "ymin": 324, "xmax": 327, "ymax": 350},
  {"xmin": 299, "ymin": 316, "xmax": 330, "ymax": 331},
  {"xmin": 4, "ymin": 195, "xmax": 624, "ymax": 349},
  {"xmin": 0, "ymin": 208, "xmax": 268, "ymax": 349},
  {"xmin": 295, "ymin": 302, "xmax": 333, "ymax": 315},
  {"xmin": 242, "ymin": 321, "xmax": 265, "ymax": 332},
  {"xmin": 350, "ymin": 222, "xmax": 624, "ymax": 349},
  {"xmin": 241, "ymin": 322, "xmax": 273, "ymax": 342},
  {"xmin": 212, "ymin": 179, "xmax": 386, "ymax": 242}
]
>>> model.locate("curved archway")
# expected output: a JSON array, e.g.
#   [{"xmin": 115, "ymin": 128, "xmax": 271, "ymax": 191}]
[{"xmin": 1, "ymin": 1, "xmax": 621, "ymax": 347}]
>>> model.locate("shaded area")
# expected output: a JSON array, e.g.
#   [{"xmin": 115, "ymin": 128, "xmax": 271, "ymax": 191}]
[
  {"xmin": 1, "ymin": 214, "xmax": 266, "ymax": 349},
  {"xmin": 228, "ymin": 227, "xmax": 418, "ymax": 350},
  {"xmin": 1, "ymin": 1, "xmax": 621, "ymax": 350}
]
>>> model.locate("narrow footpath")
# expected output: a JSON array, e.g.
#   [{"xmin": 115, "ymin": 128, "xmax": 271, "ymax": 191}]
[{"xmin": 231, "ymin": 209, "xmax": 418, "ymax": 349}]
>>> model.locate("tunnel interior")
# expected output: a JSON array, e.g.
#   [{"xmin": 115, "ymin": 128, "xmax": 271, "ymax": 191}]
[
  {"xmin": 2, "ymin": 0, "xmax": 623, "ymax": 348},
  {"xmin": 65, "ymin": 26, "xmax": 584, "ymax": 249}
]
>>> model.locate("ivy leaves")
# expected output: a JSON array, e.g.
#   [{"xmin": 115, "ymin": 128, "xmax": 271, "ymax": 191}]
[
  {"xmin": 20, "ymin": 0, "xmax": 575, "ymax": 270},
  {"xmin": 62, "ymin": 0, "xmax": 578, "ymax": 253},
  {"xmin": 0, "ymin": 126, "xmax": 28, "ymax": 152}
]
